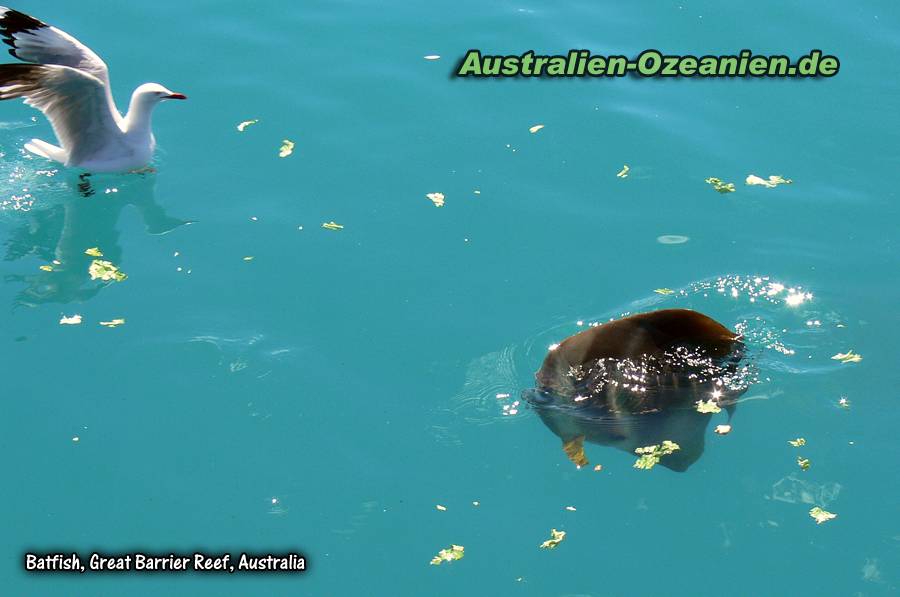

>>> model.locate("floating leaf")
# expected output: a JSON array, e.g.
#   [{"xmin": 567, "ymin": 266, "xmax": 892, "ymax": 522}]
[
  {"xmin": 84, "ymin": 247, "xmax": 103, "ymax": 257},
  {"xmin": 59, "ymin": 314, "xmax": 82, "ymax": 325},
  {"xmin": 831, "ymin": 350, "xmax": 862, "ymax": 364},
  {"xmin": 654, "ymin": 288, "xmax": 674, "ymax": 295},
  {"xmin": 788, "ymin": 438, "xmax": 807, "ymax": 447},
  {"xmin": 539, "ymin": 529, "xmax": 566, "ymax": 550},
  {"xmin": 714, "ymin": 424, "xmax": 732, "ymax": 435},
  {"xmin": 705, "ymin": 177, "xmax": 735, "ymax": 193},
  {"xmin": 593, "ymin": 464, "xmax": 603, "ymax": 472},
  {"xmin": 39, "ymin": 264, "xmax": 54, "ymax": 272},
  {"xmin": 243, "ymin": 256, "xmax": 254, "ymax": 261},
  {"xmin": 809, "ymin": 507, "xmax": 836, "ymax": 525},
  {"xmin": 237, "ymin": 119, "xmax": 258, "ymax": 132},
  {"xmin": 322, "ymin": 221, "xmax": 344, "ymax": 231},
  {"xmin": 695, "ymin": 399, "xmax": 722, "ymax": 414},
  {"xmin": 99, "ymin": 318, "xmax": 126, "ymax": 328},
  {"xmin": 633, "ymin": 440, "xmax": 680, "ymax": 470},
  {"xmin": 435, "ymin": 504, "xmax": 447, "ymax": 511},
  {"xmin": 430, "ymin": 544, "xmax": 464, "ymax": 565},
  {"xmin": 426, "ymin": 192, "xmax": 445, "ymax": 207},
  {"xmin": 797, "ymin": 456, "xmax": 810, "ymax": 471},
  {"xmin": 565, "ymin": 506, "xmax": 576, "ymax": 512},
  {"xmin": 617, "ymin": 165, "xmax": 630, "ymax": 178},
  {"xmin": 279, "ymin": 139, "xmax": 295, "ymax": 158},
  {"xmin": 529, "ymin": 124, "xmax": 544, "ymax": 134},
  {"xmin": 88, "ymin": 259, "xmax": 127, "ymax": 282},
  {"xmin": 746, "ymin": 174, "xmax": 792, "ymax": 188}
]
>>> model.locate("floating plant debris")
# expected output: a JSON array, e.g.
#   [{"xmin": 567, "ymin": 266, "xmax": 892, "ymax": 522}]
[
  {"xmin": 746, "ymin": 174, "xmax": 792, "ymax": 187},
  {"xmin": 430, "ymin": 544, "xmax": 464, "ymax": 565},
  {"xmin": 539, "ymin": 529, "xmax": 566, "ymax": 550},
  {"xmin": 809, "ymin": 507, "xmax": 836, "ymax": 525},
  {"xmin": 705, "ymin": 177, "xmax": 735, "ymax": 193},
  {"xmin": 279, "ymin": 139, "xmax": 295, "ymax": 157},
  {"xmin": 88, "ymin": 260, "xmax": 127, "ymax": 282},
  {"xmin": 237, "ymin": 119, "xmax": 258, "ymax": 132},
  {"xmin": 831, "ymin": 350, "xmax": 862, "ymax": 364},
  {"xmin": 695, "ymin": 400, "xmax": 722, "ymax": 414},
  {"xmin": 633, "ymin": 441, "xmax": 680, "ymax": 470}
]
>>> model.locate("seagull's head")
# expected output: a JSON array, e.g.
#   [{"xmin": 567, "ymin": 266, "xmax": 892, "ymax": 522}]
[{"xmin": 133, "ymin": 83, "xmax": 188, "ymax": 105}]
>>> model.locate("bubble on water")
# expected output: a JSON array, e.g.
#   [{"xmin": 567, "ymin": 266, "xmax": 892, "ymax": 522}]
[{"xmin": 656, "ymin": 234, "xmax": 689, "ymax": 244}]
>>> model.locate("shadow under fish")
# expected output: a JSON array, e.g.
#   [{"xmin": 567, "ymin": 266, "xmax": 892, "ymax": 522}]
[{"xmin": 523, "ymin": 309, "xmax": 749, "ymax": 472}]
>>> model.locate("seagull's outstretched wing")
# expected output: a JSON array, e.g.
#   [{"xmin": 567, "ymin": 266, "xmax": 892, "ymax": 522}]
[
  {"xmin": 0, "ymin": 64, "xmax": 121, "ymax": 164},
  {"xmin": 0, "ymin": 7, "xmax": 109, "ymax": 85}
]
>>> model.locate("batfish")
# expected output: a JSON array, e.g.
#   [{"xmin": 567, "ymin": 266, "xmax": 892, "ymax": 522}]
[{"xmin": 523, "ymin": 309, "xmax": 748, "ymax": 472}]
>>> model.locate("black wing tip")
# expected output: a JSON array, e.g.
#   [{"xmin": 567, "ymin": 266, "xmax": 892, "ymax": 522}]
[{"xmin": 0, "ymin": 8, "xmax": 47, "ymax": 57}]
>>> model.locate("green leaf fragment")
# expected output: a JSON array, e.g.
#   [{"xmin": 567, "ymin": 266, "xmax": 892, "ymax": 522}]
[
  {"xmin": 797, "ymin": 456, "xmax": 810, "ymax": 471},
  {"xmin": 39, "ymin": 264, "xmax": 54, "ymax": 272},
  {"xmin": 88, "ymin": 259, "xmax": 127, "ymax": 282},
  {"xmin": 84, "ymin": 247, "xmax": 103, "ymax": 257},
  {"xmin": 99, "ymin": 318, "xmax": 126, "ymax": 328},
  {"xmin": 633, "ymin": 440, "xmax": 680, "ymax": 470},
  {"xmin": 831, "ymin": 350, "xmax": 862, "ymax": 364},
  {"xmin": 788, "ymin": 438, "xmax": 806, "ymax": 447},
  {"xmin": 430, "ymin": 544, "xmax": 464, "ymax": 565},
  {"xmin": 279, "ymin": 139, "xmax": 295, "ymax": 158},
  {"xmin": 322, "ymin": 221, "xmax": 344, "ymax": 231},
  {"xmin": 809, "ymin": 507, "xmax": 836, "ymax": 524},
  {"xmin": 695, "ymin": 399, "xmax": 722, "ymax": 414},
  {"xmin": 539, "ymin": 529, "xmax": 566, "ymax": 550},
  {"xmin": 617, "ymin": 165, "xmax": 630, "ymax": 178},
  {"xmin": 705, "ymin": 177, "xmax": 735, "ymax": 193},
  {"xmin": 654, "ymin": 288, "xmax": 675, "ymax": 295}
]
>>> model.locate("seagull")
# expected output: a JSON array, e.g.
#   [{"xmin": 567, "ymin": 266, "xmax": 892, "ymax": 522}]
[{"xmin": 0, "ymin": 7, "xmax": 186, "ymax": 172}]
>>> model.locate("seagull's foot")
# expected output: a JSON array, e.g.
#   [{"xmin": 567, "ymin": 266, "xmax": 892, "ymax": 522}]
[{"xmin": 77, "ymin": 173, "xmax": 95, "ymax": 198}]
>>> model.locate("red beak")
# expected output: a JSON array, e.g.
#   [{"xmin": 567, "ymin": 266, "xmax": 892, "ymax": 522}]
[{"xmin": 166, "ymin": 93, "xmax": 187, "ymax": 100}]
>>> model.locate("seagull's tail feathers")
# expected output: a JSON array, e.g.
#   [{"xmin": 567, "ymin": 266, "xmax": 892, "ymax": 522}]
[{"xmin": 24, "ymin": 138, "xmax": 66, "ymax": 163}]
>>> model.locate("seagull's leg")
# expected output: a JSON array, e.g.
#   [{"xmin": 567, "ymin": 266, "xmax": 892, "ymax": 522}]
[{"xmin": 77, "ymin": 173, "xmax": 95, "ymax": 198}]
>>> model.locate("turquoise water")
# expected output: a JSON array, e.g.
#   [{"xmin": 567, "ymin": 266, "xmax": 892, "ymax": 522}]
[{"xmin": 1, "ymin": 0, "xmax": 898, "ymax": 595}]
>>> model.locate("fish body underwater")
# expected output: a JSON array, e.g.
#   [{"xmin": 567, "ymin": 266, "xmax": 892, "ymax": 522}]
[{"xmin": 524, "ymin": 309, "xmax": 748, "ymax": 472}]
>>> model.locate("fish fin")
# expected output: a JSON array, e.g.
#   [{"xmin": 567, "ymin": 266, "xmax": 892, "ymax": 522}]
[{"xmin": 562, "ymin": 435, "xmax": 588, "ymax": 467}]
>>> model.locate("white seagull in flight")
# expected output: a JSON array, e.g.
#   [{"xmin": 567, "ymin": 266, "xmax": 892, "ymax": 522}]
[{"xmin": 0, "ymin": 6, "xmax": 186, "ymax": 172}]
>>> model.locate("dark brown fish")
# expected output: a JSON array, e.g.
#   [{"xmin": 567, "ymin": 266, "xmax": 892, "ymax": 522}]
[{"xmin": 525, "ymin": 309, "xmax": 747, "ymax": 472}]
